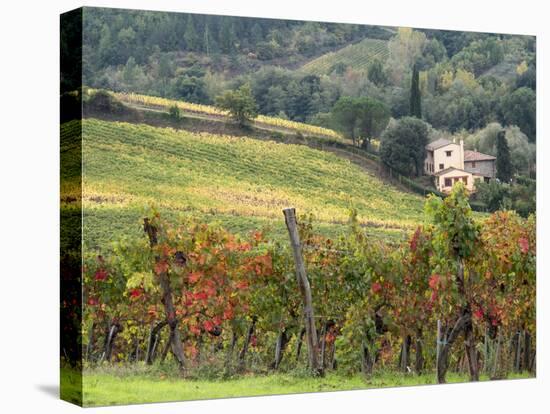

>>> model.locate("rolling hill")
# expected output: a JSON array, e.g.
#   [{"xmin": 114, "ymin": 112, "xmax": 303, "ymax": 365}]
[{"xmin": 62, "ymin": 118, "xmax": 427, "ymax": 250}]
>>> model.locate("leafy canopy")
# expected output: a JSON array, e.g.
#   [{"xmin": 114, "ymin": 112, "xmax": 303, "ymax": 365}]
[{"xmin": 215, "ymin": 83, "xmax": 258, "ymax": 126}]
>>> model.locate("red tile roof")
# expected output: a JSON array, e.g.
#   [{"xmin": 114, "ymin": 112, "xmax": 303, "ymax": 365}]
[{"xmin": 464, "ymin": 150, "xmax": 496, "ymax": 162}]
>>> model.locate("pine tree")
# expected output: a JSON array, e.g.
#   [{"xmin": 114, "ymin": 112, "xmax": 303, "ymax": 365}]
[
  {"xmin": 496, "ymin": 130, "xmax": 512, "ymax": 183},
  {"xmin": 184, "ymin": 15, "xmax": 199, "ymax": 51},
  {"xmin": 409, "ymin": 63, "xmax": 422, "ymax": 118}
]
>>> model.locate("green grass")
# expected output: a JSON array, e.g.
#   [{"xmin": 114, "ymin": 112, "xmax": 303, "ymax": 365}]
[
  {"xmin": 62, "ymin": 119, "xmax": 426, "ymax": 249},
  {"xmin": 61, "ymin": 367, "xmax": 83, "ymax": 406},
  {"xmin": 300, "ymin": 38, "xmax": 389, "ymax": 75},
  {"xmin": 81, "ymin": 368, "xmax": 533, "ymax": 407}
]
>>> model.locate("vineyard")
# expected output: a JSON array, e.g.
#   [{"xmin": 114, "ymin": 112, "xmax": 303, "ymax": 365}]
[
  {"xmin": 300, "ymin": 38, "xmax": 389, "ymax": 76},
  {"xmin": 104, "ymin": 90, "xmax": 347, "ymax": 142},
  {"xmin": 62, "ymin": 119, "xmax": 428, "ymax": 248},
  {"xmin": 76, "ymin": 184, "xmax": 535, "ymax": 406}
]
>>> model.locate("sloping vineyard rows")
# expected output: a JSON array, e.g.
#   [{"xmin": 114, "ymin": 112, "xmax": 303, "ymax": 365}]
[
  {"xmin": 100, "ymin": 90, "xmax": 346, "ymax": 141},
  {"xmin": 82, "ymin": 185, "xmax": 535, "ymax": 382},
  {"xmin": 79, "ymin": 119, "xmax": 425, "ymax": 234},
  {"xmin": 300, "ymin": 38, "xmax": 389, "ymax": 76}
]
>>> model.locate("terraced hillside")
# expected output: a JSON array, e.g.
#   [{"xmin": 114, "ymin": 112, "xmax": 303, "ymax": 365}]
[
  {"xmin": 300, "ymin": 38, "xmax": 389, "ymax": 75},
  {"xmin": 62, "ymin": 119, "xmax": 427, "ymax": 249}
]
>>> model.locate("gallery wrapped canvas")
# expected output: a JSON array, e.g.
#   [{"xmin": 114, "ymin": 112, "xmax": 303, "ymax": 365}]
[{"xmin": 60, "ymin": 6, "xmax": 536, "ymax": 407}]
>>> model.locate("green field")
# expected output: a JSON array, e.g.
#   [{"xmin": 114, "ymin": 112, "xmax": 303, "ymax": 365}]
[
  {"xmin": 300, "ymin": 38, "xmax": 389, "ymax": 75},
  {"xmin": 77, "ymin": 367, "xmax": 532, "ymax": 406},
  {"xmin": 62, "ymin": 118, "xmax": 427, "ymax": 249}
]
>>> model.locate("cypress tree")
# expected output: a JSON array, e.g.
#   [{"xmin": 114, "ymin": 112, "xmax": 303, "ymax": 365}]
[
  {"xmin": 496, "ymin": 130, "xmax": 512, "ymax": 182},
  {"xmin": 410, "ymin": 63, "xmax": 422, "ymax": 118}
]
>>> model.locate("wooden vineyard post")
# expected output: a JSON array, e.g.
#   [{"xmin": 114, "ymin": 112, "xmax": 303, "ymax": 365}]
[
  {"xmin": 283, "ymin": 208, "xmax": 322, "ymax": 376},
  {"xmin": 515, "ymin": 331, "xmax": 522, "ymax": 372},
  {"xmin": 491, "ymin": 331, "xmax": 502, "ymax": 379},
  {"xmin": 483, "ymin": 328, "xmax": 489, "ymax": 375},
  {"xmin": 436, "ymin": 319, "xmax": 441, "ymax": 379},
  {"xmin": 143, "ymin": 218, "xmax": 186, "ymax": 373}
]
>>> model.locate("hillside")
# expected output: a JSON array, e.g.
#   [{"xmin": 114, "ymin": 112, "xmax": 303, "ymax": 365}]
[
  {"xmin": 300, "ymin": 38, "xmax": 389, "ymax": 75},
  {"xmin": 62, "ymin": 119, "xmax": 427, "ymax": 249},
  {"xmin": 107, "ymin": 90, "xmax": 348, "ymax": 142}
]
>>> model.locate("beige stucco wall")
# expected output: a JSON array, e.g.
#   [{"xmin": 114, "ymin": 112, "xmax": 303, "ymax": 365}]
[
  {"xmin": 424, "ymin": 151, "xmax": 434, "ymax": 174},
  {"xmin": 433, "ymin": 143, "xmax": 463, "ymax": 173},
  {"xmin": 436, "ymin": 169, "xmax": 475, "ymax": 193}
]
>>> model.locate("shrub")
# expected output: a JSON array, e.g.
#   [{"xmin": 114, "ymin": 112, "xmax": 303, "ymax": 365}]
[{"xmin": 167, "ymin": 104, "xmax": 181, "ymax": 121}]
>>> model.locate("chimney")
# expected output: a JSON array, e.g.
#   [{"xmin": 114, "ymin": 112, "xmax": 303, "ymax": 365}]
[{"xmin": 460, "ymin": 139, "xmax": 464, "ymax": 169}]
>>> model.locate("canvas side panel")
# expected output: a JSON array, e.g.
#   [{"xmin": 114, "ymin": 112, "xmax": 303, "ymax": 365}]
[{"xmin": 60, "ymin": 7, "xmax": 83, "ymax": 407}]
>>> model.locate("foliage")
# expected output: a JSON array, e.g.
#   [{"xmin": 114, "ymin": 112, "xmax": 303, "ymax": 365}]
[
  {"xmin": 84, "ymin": 90, "xmax": 127, "ymax": 114},
  {"xmin": 380, "ymin": 117, "xmax": 429, "ymax": 177},
  {"xmin": 425, "ymin": 182, "xmax": 479, "ymax": 260},
  {"xmin": 248, "ymin": 67, "xmax": 341, "ymax": 122},
  {"xmin": 475, "ymin": 180, "xmax": 511, "ymax": 212},
  {"xmin": 500, "ymin": 87, "xmax": 536, "ymax": 142},
  {"xmin": 357, "ymin": 98, "xmax": 391, "ymax": 149},
  {"xmin": 463, "ymin": 122, "xmax": 535, "ymax": 176},
  {"xmin": 331, "ymin": 96, "xmax": 390, "ymax": 147},
  {"xmin": 215, "ymin": 83, "xmax": 258, "ymax": 126},
  {"xmin": 409, "ymin": 63, "xmax": 422, "ymax": 118},
  {"xmin": 167, "ymin": 104, "xmax": 181, "ymax": 121},
  {"xmin": 367, "ymin": 59, "xmax": 387, "ymax": 86},
  {"xmin": 385, "ymin": 28, "xmax": 427, "ymax": 85},
  {"xmin": 475, "ymin": 178, "xmax": 535, "ymax": 217},
  {"xmin": 331, "ymin": 96, "xmax": 361, "ymax": 144},
  {"xmin": 451, "ymin": 36, "xmax": 504, "ymax": 76},
  {"xmin": 496, "ymin": 130, "xmax": 512, "ymax": 183}
]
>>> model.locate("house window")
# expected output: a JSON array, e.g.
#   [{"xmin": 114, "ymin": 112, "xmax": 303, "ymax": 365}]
[
  {"xmin": 446, "ymin": 151, "xmax": 452, "ymax": 157},
  {"xmin": 471, "ymin": 161, "xmax": 476, "ymax": 168},
  {"xmin": 439, "ymin": 163, "xmax": 444, "ymax": 170},
  {"xmin": 462, "ymin": 177, "xmax": 468, "ymax": 185},
  {"xmin": 444, "ymin": 178, "xmax": 452, "ymax": 187}
]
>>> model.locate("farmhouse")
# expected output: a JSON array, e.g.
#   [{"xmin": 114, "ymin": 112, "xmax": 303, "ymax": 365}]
[{"xmin": 424, "ymin": 138, "xmax": 495, "ymax": 193}]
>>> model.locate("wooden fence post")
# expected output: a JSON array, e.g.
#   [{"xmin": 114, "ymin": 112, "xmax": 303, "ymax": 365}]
[
  {"xmin": 515, "ymin": 331, "xmax": 522, "ymax": 372},
  {"xmin": 283, "ymin": 208, "xmax": 322, "ymax": 376},
  {"xmin": 436, "ymin": 319, "xmax": 441, "ymax": 378}
]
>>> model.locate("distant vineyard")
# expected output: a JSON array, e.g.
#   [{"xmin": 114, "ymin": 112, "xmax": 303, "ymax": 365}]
[
  {"xmin": 300, "ymin": 38, "xmax": 389, "ymax": 75},
  {"xmin": 103, "ymin": 90, "xmax": 346, "ymax": 142}
]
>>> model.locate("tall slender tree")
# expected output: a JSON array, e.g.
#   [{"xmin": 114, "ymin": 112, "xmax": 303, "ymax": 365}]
[
  {"xmin": 496, "ymin": 130, "xmax": 512, "ymax": 182},
  {"xmin": 410, "ymin": 63, "xmax": 422, "ymax": 118}
]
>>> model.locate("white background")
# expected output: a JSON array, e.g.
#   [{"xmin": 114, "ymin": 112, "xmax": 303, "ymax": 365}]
[{"xmin": 0, "ymin": 0, "xmax": 548, "ymax": 412}]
